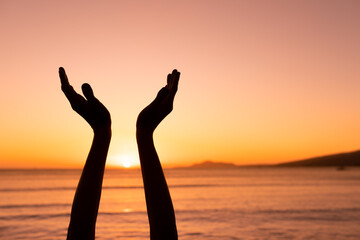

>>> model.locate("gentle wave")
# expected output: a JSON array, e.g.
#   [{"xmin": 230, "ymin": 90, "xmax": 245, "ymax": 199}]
[
  {"xmin": 0, "ymin": 186, "xmax": 76, "ymax": 192},
  {"xmin": 256, "ymin": 208, "xmax": 360, "ymax": 222},
  {"xmin": 3, "ymin": 182, "xmax": 350, "ymax": 193},
  {"xmin": 0, "ymin": 212, "xmax": 70, "ymax": 220},
  {"xmin": 257, "ymin": 207, "xmax": 360, "ymax": 214},
  {"xmin": 0, "ymin": 210, "xmax": 148, "ymax": 221},
  {"xmin": 0, "ymin": 203, "xmax": 71, "ymax": 209},
  {"xmin": 179, "ymin": 207, "xmax": 360, "ymax": 221},
  {"xmin": 0, "ymin": 183, "xmax": 223, "ymax": 193},
  {"xmin": 3, "ymin": 207, "xmax": 359, "ymax": 221}
]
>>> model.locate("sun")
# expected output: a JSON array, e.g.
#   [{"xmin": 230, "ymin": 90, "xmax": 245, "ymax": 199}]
[
  {"xmin": 110, "ymin": 154, "xmax": 139, "ymax": 168},
  {"xmin": 122, "ymin": 158, "xmax": 132, "ymax": 168}
]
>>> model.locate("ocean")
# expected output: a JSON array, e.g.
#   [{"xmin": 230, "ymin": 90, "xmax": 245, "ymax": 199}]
[{"xmin": 0, "ymin": 167, "xmax": 359, "ymax": 240}]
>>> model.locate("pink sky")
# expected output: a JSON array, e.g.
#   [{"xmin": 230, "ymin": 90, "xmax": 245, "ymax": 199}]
[{"xmin": 1, "ymin": 0, "xmax": 360, "ymax": 168}]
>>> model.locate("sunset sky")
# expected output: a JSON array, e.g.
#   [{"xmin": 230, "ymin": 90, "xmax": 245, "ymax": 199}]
[{"xmin": 1, "ymin": 0, "xmax": 360, "ymax": 168}]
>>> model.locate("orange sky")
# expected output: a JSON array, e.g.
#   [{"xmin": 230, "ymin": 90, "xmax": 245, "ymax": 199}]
[{"xmin": 1, "ymin": 0, "xmax": 360, "ymax": 168}]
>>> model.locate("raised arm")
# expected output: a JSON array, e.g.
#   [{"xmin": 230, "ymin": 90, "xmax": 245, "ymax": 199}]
[
  {"xmin": 59, "ymin": 67, "xmax": 111, "ymax": 240},
  {"xmin": 136, "ymin": 69, "xmax": 180, "ymax": 240}
]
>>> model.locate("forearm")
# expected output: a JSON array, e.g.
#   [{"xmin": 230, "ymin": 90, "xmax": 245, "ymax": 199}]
[
  {"xmin": 136, "ymin": 128, "xmax": 178, "ymax": 240},
  {"xmin": 67, "ymin": 129, "xmax": 111, "ymax": 240}
]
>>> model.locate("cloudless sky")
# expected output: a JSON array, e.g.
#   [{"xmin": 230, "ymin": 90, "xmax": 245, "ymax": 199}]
[{"xmin": 1, "ymin": 0, "xmax": 360, "ymax": 168}]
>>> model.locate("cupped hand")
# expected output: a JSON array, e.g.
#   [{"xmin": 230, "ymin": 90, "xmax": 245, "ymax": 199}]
[
  {"xmin": 59, "ymin": 67, "xmax": 111, "ymax": 133},
  {"xmin": 137, "ymin": 69, "xmax": 180, "ymax": 132}
]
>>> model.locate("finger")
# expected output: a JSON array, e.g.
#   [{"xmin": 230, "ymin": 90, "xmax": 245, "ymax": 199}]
[
  {"xmin": 150, "ymin": 87, "xmax": 169, "ymax": 107},
  {"xmin": 168, "ymin": 69, "xmax": 180, "ymax": 98},
  {"xmin": 58, "ymin": 67, "xmax": 82, "ymax": 104},
  {"xmin": 167, "ymin": 73, "xmax": 171, "ymax": 86},
  {"xmin": 59, "ymin": 67, "xmax": 70, "ymax": 86},
  {"xmin": 155, "ymin": 87, "xmax": 169, "ymax": 101},
  {"xmin": 82, "ymin": 83, "xmax": 96, "ymax": 102}
]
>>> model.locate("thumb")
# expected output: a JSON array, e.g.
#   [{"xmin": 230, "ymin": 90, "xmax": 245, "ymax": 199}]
[
  {"xmin": 153, "ymin": 87, "xmax": 169, "ymax": 104},
  {"xmin": 82, "ymin": 83, "xmax": 96, "ymax": 101}
]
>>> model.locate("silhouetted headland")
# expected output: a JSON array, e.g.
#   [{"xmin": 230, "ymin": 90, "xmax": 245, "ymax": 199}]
[
  {"xmin": 189, "ymin": 150, "xmax": 360, "ymax": 169},
  {"xmin": 276, "ymin": 150, "xmax": 360, "ymax": 167},
  {"xmin": 190, "ymin": 160, "xmax": 240, "ymax": 169}
]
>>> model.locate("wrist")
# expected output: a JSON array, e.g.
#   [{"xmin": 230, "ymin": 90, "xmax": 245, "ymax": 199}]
[
  {"xmin": 94, "ymin": 127, "xmax": 112, "ymax": 140},
  {"xmin": 136, "ymin": 127, "xmax": 154, "ymax": 139}
]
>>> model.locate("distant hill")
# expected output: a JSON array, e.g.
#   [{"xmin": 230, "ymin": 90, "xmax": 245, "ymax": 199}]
[
  {"xmin": 190, "ymin": 160, "xmax": 239, "ymax": 168},
  {"xmin": 188, "ymin": 150, "xmax": 360, "ymax": 169},
  {"xmin": 277, "ymin": 150, "xmax": 360, "ymax": 167}
]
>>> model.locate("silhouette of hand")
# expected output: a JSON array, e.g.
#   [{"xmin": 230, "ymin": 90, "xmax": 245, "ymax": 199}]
[
  {"xmin": 137, "ymin": 69, "xmax": 180, "ymax": 132},
  {"xmin": 59, "ymin": 67, "xmax": 111, "ymax": 133}
]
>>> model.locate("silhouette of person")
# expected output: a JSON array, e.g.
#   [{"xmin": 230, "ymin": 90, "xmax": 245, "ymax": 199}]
[{"xmin": 59, "ymin": 67, "xmax": 180, "ymax": 240}]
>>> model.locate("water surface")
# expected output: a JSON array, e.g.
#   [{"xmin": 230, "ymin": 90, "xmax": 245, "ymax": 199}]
[{"xmin": 1, "ymin": 167, "xmax": 359, "ymax": 239}]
